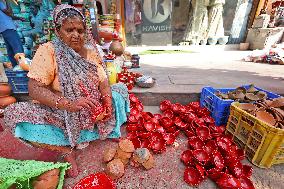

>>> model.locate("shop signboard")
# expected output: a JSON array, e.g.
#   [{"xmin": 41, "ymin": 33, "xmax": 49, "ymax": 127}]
[{"xmin": 141, "ymin": 0, "xmax": 172, "ymax": 33}]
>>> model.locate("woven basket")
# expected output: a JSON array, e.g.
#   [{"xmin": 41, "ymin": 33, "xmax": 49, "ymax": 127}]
[{"xmin": 136, "ymin": 79, "xmax": 156, "ymax": 88}]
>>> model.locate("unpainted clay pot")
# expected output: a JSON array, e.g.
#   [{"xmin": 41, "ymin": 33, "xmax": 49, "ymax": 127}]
[
  {"xmin": 0, "ymin": 83, "xmax": 11, "ymax": 97},
  {"xmin": 133, "ymin": 148, "xmax": 151, "ymax": 164},
  {"xmin": 119, "ymin": 139, "xmax": 135, "ymax": 153},
  {"xmin": 271, "ymin": 98, "xmax": 284, "ymax": 108},
  {"xmin": 239, "ymin": 103, "xmax": 257, "ymax": 113},
  {"xmin": 247, "ymin": 84, "xmax": 258, "ymax": 93},
  {"xmin": 103, "ymin": 148, "xmax": 117, "ymax": 163},
  {"xmin": 256, "ymin": 111, "xmax": 276, "ymax": 126},
  {"xmin": 245, "ymin": 93, "xmax": 259, "ymax": 101},
  {"xmin": 115, "ymin": 147, "xmax": 132, "ymax": 160},
  {"xmin": 106, "ymin": 159, "xmax": 125, "ymax": 179},
  {"xmin": 142, "ymin": 153, "xmax": 155, "ymax": 170},
  {"xmin": 33, "ymin": 169, "xmax": 60, "ymax": 189},
  {"xmin": 256, "ymin": 91, "xmax": 267, "ymax": 100},
  {"xmin": 0, "ymin": 96, "xmax": 16, "ymax": 108}
]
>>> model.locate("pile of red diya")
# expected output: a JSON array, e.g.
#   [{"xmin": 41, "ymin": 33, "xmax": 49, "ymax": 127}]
[
  {"xmin": 117, "ymin": 67, "xmax": 142, "ymax": 90},
  {"xmin": 73, "ymin": 172, "xmax": 116, "ymax": 189},
  {"xmin": 127, "ymin": 94, "xmax": 255, "ymax": 189}
]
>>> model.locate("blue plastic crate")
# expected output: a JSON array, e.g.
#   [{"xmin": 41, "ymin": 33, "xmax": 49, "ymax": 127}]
[
  {"xmin": 200, "ymin": 85, "xmax": 281, "ymax": 126},
  {"xmin": 5, "ymin": 70, "xmax": 29, "ymax": 94}
]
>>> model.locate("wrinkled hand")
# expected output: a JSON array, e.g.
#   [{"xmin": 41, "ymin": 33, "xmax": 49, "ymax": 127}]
[
  {"xmin": 102, "ymin": 104, "xmax": 112, "ymax": 122},
  {"xmin": 66, "ymin": 97, "xmax": 100, "ymax": 112}
]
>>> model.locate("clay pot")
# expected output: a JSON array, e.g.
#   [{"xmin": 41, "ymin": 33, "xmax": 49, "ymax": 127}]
[
  {"xmin": 160, "ymin": 100, "xmax": 171, "ymax": 112},
  {"xmin": 129, "ymin": 93, "xmax": 139, "ymax": 103},
  {"xmin": 239, "ymin": 177, "xmax": 255, "ymax": 189},
  {"xmin": 0, "ymin": 96, "xmax": 16, "ymax": 108},
  {"xmin": 106, "ymin": 159, "xmax": 125, "ymax": 180},
  {"xmin": 203, "ymin": 140, "xmax": 218, "ymax": 155},
  {"xmin": 142, "ymin": 112, "xmax": 153, "ymax": 121},
  {"xmin": 33, "ymin": 169, "xmax": 60, "ymax": 189},
  {"xmin": 138, "ymin": 132, "xmax": 152, "ymax": 139},
  {"xmin": 144, "ymin": 121, "xmax": 156, "ymax": 132},
  {"xmin": 256, "ymin": 110, "xmax": 276, "ymax": 126},
  {"xmin": 153, "ymin": 113, "xmax": 162, "ymax": 120},
  {"xmin": 115, "ymin": 147, "xmax": 132, "ymax": 160},
  {"xmin": 196, "ymin": 127, "xmax": 211, "ymax": 141},
  {"xmin": 184, "ymin": 167, "xmax": 204, "ymax": 186},
  {"xmin": 235, "ymin": 87, "xmax": 246, "ymax": 94},
  {"xmin": 162, "ymin": 133, "xmax": 176, "ymax": 145},
  {"xmin": 0, "ymin": 84, "xmax": 11, "ymax": 97},
  {"xmin": 160, "ymin": 117, "xmax": 173, "ymax": 128},
  {"xmin": 133, "ymin": 148, "xmax": 151, "ymax": 164},
  {"xmin": 239, "ymin": 103, "xmax": 257, "ymax": 113},
  {"xmin": 216, "ymin": 173, "xmax": 242, "ymax": 189},
  {"xmin": 212, "ymin": 151, "xmax": 225, "ymax": 170},
  {"xmin": 163, "ymin": 109, "xmax": 174, "ymax": 119},
  {"xmin": 181, "ymin": 150, "xmax": 194, "ymax": 166},
  {"xmin": 193, "ymin": 149, "xmax": 210, "ymax": 164},
  {"xmin": 234, "ymin": 91, "xmax": 245, "ymax": 100},
  {"xmin": 245, "ymin": 93, "xmax": 259, "ymax": 101},
  {"xmin": 156, "ymin": 124, "xmax": 165, "ymax": 133},
  {"xmin": 150, "ymin": 139, "xmax": 166, "ymax": 153},
  {"xmin": 129, "ymin": 138, "xmax": 141, "ymax": 149},
  {"xmin": 271, "ymin": 97, "xmax": 284, "ymax": 108},
  {"xmin": 73, "ymin": 173, "xmax": 116, "ymax": 189},
  {"xmin": 247, "ymin": 84, "xmax": 258, "ymax": 93},
  {"xmin": 256, "ymin": 91, "xmax": 267, "ymax": 100},
  {"xmin": 188, "ymin": 137, "xmax": 204, "ymax": 150},
  {"xmin": 242, "ymin": 165, "xmax": 253, "ymax": 178},
  {"xmin": 142, "ymin": 153, "xmax": 155, "ymax": 170},
  {"xmin": 141, "ymin": 139, "xmax": 150, "ymax": 148},
  {"xmin": 103, "ymin": 148, "xmax": 117, "ymax": 163}
]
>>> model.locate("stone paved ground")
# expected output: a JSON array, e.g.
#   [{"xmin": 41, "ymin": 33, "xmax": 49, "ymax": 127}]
[{"xmin": 63, "ymin": 106, "xmax": 284, "ymax": 189}]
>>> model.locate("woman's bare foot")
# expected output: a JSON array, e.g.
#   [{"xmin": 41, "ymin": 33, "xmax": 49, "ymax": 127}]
[{"xmin": 64, "ymin": 152, "xmax": 79, "ymax": 178}]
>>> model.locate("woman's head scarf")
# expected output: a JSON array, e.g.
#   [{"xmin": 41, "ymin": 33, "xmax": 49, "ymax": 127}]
[{"xmin": 53, "ymin": 4, "xmax": 85, "ymax": 29}]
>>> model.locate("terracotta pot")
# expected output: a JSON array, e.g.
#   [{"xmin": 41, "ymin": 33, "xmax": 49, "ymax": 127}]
[
  {"xmin": 203, "ymin": 140, "xmax": 218, "ymax": 155},
  {"xmin": 0, "ymin": 83, "xmax": 11, "ymax": 97},
  {"xmin": 73, "ymin": 173, "xmax": 116, "ymax": 189},
  {"xmin": 181, "ymin": 150, "xmax": 194, "ymax": 166},
  {"xmin": 103, "ymin": 148, "xmax": 117, "ymax": 163},
  {"xmin": 239, "ymin": 177, "xmax": 255, "ymax": 189},
  {"xmin": 115, "ymin": 147, "xmax": 132, "ymax": 159},
  {"xmin": 184, "ymin": 167, "xmax": 204, "ymax": 186},
  {"xmin": 188, "ymin": 137, "xmax": 204, "ymax": 150},
  {"xmin": 133, "ymin": 148, "xmax": 151, "ymax": 164},
  {"xmin": 0, "ymin": 96, "xmax": 16, "ymax": 108},
  {"xmin": 193, "ymin": 149, "xmax": 210, "ymax": 164},
  {"xmin": 142, "ymin": 153, "xmax": 155, "ymax": 170},
  {"xmin": 106, "ymin": 159, "xmax": 125, "ymax": 179},
  {"xmin": 256, "ymin": 110, "xmax": 276, "ymax": 126},
  {"xmin": 196, "ymin": 127, "xmax": 211, "ymax": 141},
  {"xmin": 216, "ymin": 173, "xmax": 241, "ymax": 189}
]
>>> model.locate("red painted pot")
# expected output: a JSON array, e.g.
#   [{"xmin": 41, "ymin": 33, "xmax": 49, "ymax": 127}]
[
  {"xmin": 188, "ymin": 137, "xmax": 204, "ymax": 150},
  {"xmin": 73, "ymin": 172, "xmax": 116, "ymax": 189},
  {"xmin": 184, "ymin": 167, "xmax": 204, "ymax": 186}
]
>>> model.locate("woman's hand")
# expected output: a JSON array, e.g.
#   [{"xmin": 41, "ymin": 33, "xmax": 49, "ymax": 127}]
[
  {"xmin": 65, "ymin": 97, "xmax": 100, "ymax": 112},
  {"xmin": 102, "ymin": 104, "xmax": 112, "ymax": 122}
]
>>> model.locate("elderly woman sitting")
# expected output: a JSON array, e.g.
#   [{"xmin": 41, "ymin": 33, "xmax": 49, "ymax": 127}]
[{"xmin": 4, "ymin": 5, "xmax": 129, "ymax": 178}]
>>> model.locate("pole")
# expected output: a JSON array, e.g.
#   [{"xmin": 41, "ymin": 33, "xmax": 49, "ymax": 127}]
[{"xmin": 120, "ymin": 0, "xmax": 126, "ymax": 47}]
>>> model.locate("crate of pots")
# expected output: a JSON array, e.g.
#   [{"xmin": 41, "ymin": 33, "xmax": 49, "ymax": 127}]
[
  {"xmin": 200, "ymin": 84, "xmax": 281, "ymax": 126},
  {"xmin": 226, "ymin": 98, "xmax": 284, "ymax": 168}
]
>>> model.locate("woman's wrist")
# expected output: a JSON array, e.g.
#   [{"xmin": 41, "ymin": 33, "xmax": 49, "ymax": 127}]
[{"xmin": 56, "ymin": 97, "xmax": 71, "ymax": 110}]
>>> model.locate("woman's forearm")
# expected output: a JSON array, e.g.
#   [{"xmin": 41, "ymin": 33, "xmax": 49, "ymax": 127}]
[{"xmin": 28, "ymin": 79, "xmax": 69, "ymax": 109}]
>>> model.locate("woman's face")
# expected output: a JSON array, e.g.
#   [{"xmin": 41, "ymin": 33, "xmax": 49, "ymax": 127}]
[{"xmin": 58, "ymin": 17, "xmax": 85, "ymax": 53}]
